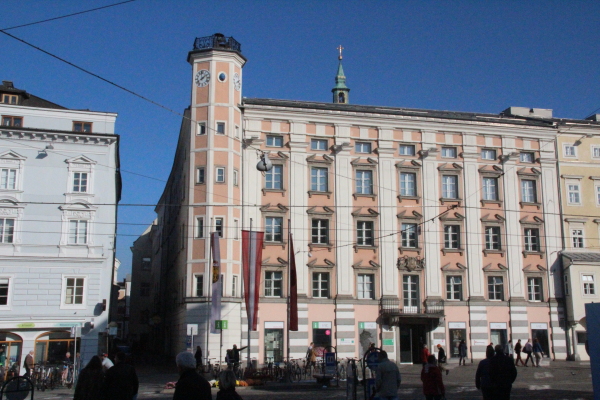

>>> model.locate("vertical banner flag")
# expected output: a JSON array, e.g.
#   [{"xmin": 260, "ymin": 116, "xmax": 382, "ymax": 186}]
[
  {"xmin": 242, "ymin": 230, "xmax": 264, "ymax": 331},
  {"xmin": 289, "ymin": 232, "xmax": 298, "ymax": 331},
  {"xmin": 210, "ymin": 232, "xmax": 222, "ymax": 334}
]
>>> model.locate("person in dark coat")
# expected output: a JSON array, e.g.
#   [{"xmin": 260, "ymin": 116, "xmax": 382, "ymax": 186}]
[
  {"xmin": 421, "ymin": 355, "xmax": 445, "ymax": 400},
  {"xmin": 104, "ymin": 351, "xmax": 139, "ymax": 400},
  {"xmin": 489, "ymin": 344, "xmax": 518, "ymax": 400},
  {"xmin": 514, "ymin": 339, "xmax": 525, "ymax": 366},
  {"xmin": 421, "ymin": 344, "xmax": 430, "ymax": 365},
  {"xmin": 458, "ymin": 340, "xmax": 467, "ymax": 366},
  {"xmin": 74, "ymin": 355, "xmax": 104, "ymax": 400},
  {"xmin": 436, "ymin": 344, "xmax": 448, "ymax": 375},
  {"xmin": 475, "ymin": 346, "xmax": 495, "ymax": 400},
  {"xmin": 195, "ymin": 346, "xmax": 203, "ymax": 369},
  {"xmin": 216, "ymin": 370, "xmax": 242, "ymax": 400},
  {"xmin": 173, "ymin": 351, "xmax": 212, "ymax": 400}
]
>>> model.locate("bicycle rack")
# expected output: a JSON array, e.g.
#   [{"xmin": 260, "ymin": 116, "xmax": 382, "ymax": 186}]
[
  {"xmin": 1, "ymin": 376, "xmax": 34, "ymax": 400},
  {"xmin": 323, "ymin": 345, "xmax": 339, "ymax": 387},
  {"xmin": 362, "ymin": 347, "xmax": 382, "ymax": 400}
]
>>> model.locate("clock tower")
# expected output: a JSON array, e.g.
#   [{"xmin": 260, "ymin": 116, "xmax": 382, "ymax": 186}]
[{"xmin": 332, "ymin": 45, "xmax": 350, "ymax": 104}]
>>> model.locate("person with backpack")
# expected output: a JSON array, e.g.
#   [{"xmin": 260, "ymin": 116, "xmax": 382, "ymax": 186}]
[
  {"xmin": 421, "ymin": 354, "xmax": 445, "ymax": 400},
  {"xmin": 523, "ymin": 339, "xmax": 534, "ymax": 367},
  {"xmin": 514, "ymin": 339, "xmax": 525, "ymax": 366},
  {"xmin": 489, "ymin": 345, "xmax": 517, "ymax": 400},
  {"xmin": 532, "ymin": 338, "xmax": 545, "ymax": 367}
]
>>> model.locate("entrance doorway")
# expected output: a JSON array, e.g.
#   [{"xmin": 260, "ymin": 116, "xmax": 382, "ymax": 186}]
[
  {"xmin": 449, "ymin": 328, "xmax": 467, "ymax": 358},
  {"xmin": 532, "ymin": 328, "xmax": 550, "ymax": 355},
  {"xmin": 264, "ymin": 329, "xmax": 283, "ymax": 363},
  {"xmin": 490, "ymin": 329, "xmax": 507, "ymax": 347},
  {"xmin": 0, "ymin": 332, "xmax": 22, "ymax": 372},
  {"xmin": 399, "ymin": 324, "xmax": 426, "ymax": 364}
]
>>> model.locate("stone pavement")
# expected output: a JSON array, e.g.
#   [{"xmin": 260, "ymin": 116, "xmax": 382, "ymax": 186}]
[{"xmin": 21, "ymin": 359, "xmax": 594, "ymax": 400}]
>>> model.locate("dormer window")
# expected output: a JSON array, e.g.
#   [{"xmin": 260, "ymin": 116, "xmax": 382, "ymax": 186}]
[
  {"xmin": 2, "ymin": 116, "xmax": 22, "ymax": 127},
  {"xmin": 73, "ymin": 122, "xmax": 92, "ymax": 133},
  {"xmin": 1, "ymin": 95, "xmax": 18, "ymax": 105}
]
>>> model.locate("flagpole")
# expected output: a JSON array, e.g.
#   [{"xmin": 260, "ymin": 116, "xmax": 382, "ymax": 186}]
[
  {"xmin": 247, "ymin": 218, "xmax": 252, "ymax": 369},
  {"xmin": 287, "ymin": 218, "xmax": 291, "ymax": 364},
  {"xmin": 206, "ymin": 217, "xmax": 212, "ymax": 361}
]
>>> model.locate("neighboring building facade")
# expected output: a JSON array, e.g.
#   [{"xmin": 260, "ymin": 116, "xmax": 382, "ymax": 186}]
[
  {"xmin": 0, "ymin": 81, "xmax": 120, "ymax": 369},
  {"xmin": 141, "ymin": 34, "xmax": 600, "ymax": 364}
]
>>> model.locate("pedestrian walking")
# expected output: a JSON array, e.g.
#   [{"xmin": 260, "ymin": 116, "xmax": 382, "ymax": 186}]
[
  {"xmin": 489, "ymin": 344, "xmax": 518, "ymax": 400},
  {"xmin": 101, "ymin": 353, "xmax": 114, "ymax": 371},
  {"xmin": 104, "ymin": 351, "xmax": 139, "ymax": 400},
  {"xmin": 504, "ymin": 340, "xmax": 514, "ymax": 358},
  {"xmin": 523, "ymin": 339, "xmax": 534, "ymax": 367},
  {"xmin": 173, "ymin": 351, "xmax": 212, "ymax": 400},
  {"xmin": 421, "ymin": 344, "xmax": 430, "ymax": 366},
  {"xmin": 374, "ymin": 350, "xmax": 401, "ymax": 400},
  {"xmin": 532, "ymin": 338, "xmax": 544, "ymax": 367},
  {"xmin": 436, "ymin": 344, "xmax": 448, "ymax": 375},
  {"xmin": 421, "ymin": 354, "xmax": 445, "ymax": 400},
  {"xmin": 458, "ymin": 339, "xmax": 467, "ymax": 366},
  {"xmin": 216, "ymin": 370, "xmax": 243, "ymax": 400},
  {"xmin": 475, "ymin": 346, "xmax": 495, "ymax": 400},
  {"xmin": 23, "ymin": 350, "xmax": 33, "ymax": 377},
  {"xmin": 0, "ymin": 346, "xmax": 6, "ymax": 384},
  {"xmin": 195, "ymin": 346, "xmax": 203, "ymax": 370},
  {"xmin": 514, "ymin": 339, "xmax": 525, "ymax": 366},
  {"xmin": 74, "ymin": 355, "xmax": 104, "ymax": 400}
]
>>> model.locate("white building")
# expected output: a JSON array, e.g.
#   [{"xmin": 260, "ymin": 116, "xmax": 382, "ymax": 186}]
[{"xmin": 0, "ymin": 80, "xmax": 120, "ymax": 369}]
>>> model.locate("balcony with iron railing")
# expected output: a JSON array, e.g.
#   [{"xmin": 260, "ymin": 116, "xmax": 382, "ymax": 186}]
[
  {"xmin": 192, "ymin": 33, "xmax": 242, "ymax": 53},
  {"xmin": 379, "ymin": 297, "xmax": 444, "ymax": 317}
]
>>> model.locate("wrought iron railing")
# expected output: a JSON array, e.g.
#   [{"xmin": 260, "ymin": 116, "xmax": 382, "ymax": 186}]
[
  {"xmin": 379, "ymin": 297, "xmax": 444, "ymax": 316},
  {"xmin": 192, "ymin": 34, "xmax": 242, "ymax": 53}
]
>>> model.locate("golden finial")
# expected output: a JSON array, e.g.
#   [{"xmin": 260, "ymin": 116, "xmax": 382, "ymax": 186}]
[{"xmin": 337, "ymin": 45, "xmax": 344, "ymax": 60}]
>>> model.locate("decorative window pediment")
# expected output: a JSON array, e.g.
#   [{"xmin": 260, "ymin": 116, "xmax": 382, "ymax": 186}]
[
  {"xmin": 523, "ymin": 264, "xmax": 547, "ymax": 272},
  {"xmin": 519, "ymin": 216, "xmax": 544, "ymax": 225},
  {"xmin": 395, "ymin": 160, "xmax": 421, "ymax": 169},
  {"xmin": 439, "ymin": 212, "xmax": 465, "ymax": 222},
  {"xmin": 480, "ymin": 213, "xmax": 505, "ymax": 223},
  {"xmin": 397, "ymin": 210, "xmax": 423, "ymax": 220},
  {"xmin": 437, "ymin": 162, "xmax": 463, "ymax": 172},
  {"xmin": 260, "ymin": 203, "xmax": 288, "ymax": 214},
  {"xmin": 0, "ymin": 151, "xmax": 26, "ymax": 162},
  {"xmin": 306, "ymin": 154, "xmax": 333, "ymax": 165},
  {"xmin": 483, "ymin": 263, "xmax": 508, "ymax": 272},
  {"xmin": 517, "ymin": 167, "xmax": 541, "ymax": 176},
  {"xmin": 441, "ymin": 262, "xmax": 467, "ymax": 271},
  {"xmin": 307, "ymin": 258, "xmax": 335, "ymax": 269},
  {"xmin": 351, "ymin": 207, "xmax": 379, "ymax": 218},
  {"xmin": 306, "ymin": 206, "xmax": 334, "ymax": 216}
]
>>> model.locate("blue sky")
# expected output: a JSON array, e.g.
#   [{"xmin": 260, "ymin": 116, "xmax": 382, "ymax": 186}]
[{"xmin": 2, "ymin": 0, "xmax": 599, "ymax": 280}]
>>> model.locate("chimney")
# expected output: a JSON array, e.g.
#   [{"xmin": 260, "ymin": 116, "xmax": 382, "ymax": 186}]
[
  {"xmin": 586, "ymin": 114, "xmax": 600, "ymax": 122},
  {"xmin": 2, "ymin": 81, "xmax": 14, "ymax": 88},
  {"xmin": 502, "ymin": 107, "xmax": 553, "ymax": 119}
]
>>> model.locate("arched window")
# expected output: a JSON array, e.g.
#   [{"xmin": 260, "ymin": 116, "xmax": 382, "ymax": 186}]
[
  {"xmin": 35, "ymin": 331, "xmax": 79, "ymax": 363},
  {"xmin": 338, "ymin": 92, "xmax": 345, "ymax": 103},
  {"xmin": 0, "ymin": 332, "xmax": 23, "ymax": 369}
]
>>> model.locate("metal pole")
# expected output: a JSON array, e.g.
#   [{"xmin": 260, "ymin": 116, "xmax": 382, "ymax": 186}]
[
  {"xmin": 220, "ymin": 327, "xmax": 223, "ymax": 366},
  {"xmin": 207, "ymin": 218, "xmax": 213, "ymax": 361},
  {"xmin": 287, "ymin": 219, "xmax": 291, "ymax": 364},
  {"xmin": 247, "ymin": 218, "xmax": 252, "ymax": 369},
  {"xmin": 191, "ymin": 326, "xmax": 194, "ymax": 353}
]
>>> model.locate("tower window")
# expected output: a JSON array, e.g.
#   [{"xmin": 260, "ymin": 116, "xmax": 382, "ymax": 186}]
[{"xmin": 338, "ymin": 93, "xmax": 345, "ymax": 103}]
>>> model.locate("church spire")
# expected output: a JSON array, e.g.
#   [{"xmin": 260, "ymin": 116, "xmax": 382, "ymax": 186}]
[{"xmin": 332, "ymin": 45, "xmax": 349, "ymax": 104}]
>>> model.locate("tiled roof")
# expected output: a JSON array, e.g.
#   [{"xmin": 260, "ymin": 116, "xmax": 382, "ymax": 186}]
[
  {"xmin": 0, "ymin": 81, "xmax": 67, "ymax": 110},
  {"xmin": 562, "ymin": 252, "xmax": 600, "ymax": 263}
]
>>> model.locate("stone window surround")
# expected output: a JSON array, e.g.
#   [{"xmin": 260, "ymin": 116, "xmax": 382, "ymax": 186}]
[
  {"xmin": 307, "ymin": 154, "xmax": 333, "ymax": 198},
  {"xmin": 517, "ymin": 168, "xmax": 542, "ymax": 209},
  {"xmin": 444, "ymin": 273, "xmax": 465, "ymax": 301},
  {"xmin": 0, "ymin": 274, "xmax": 13, "ymax": 310},
  {"xmin": 524, "ymin": 273, "xmax": 545, "ymax": 302},
  {"xmin": 479, "ymin": 166, "xmax": 504, "ymax": 206},
  {"xmin": 60, "ymin": 274, "xmax": 87, "ymax": 310},
  {"xmin": 351, "ymin": 158, "xmax": 377, "ymax": 200},
  {"xmin": 581, "ymin": 272, "xmax": 597, "ymax": 298},
  {"xmin": 563, "ymin": 175, "xmax": 583, "ymax": 206},
  {"xmin": 59, "ymin": 203, "xmax": 97, "ymax": 247},
  {"xmin": 352, "ymin": 208, "xmax": 379, "ymax": 252},
  {"xmin": 65, "ymin": 156, "xmax": 96, "ymax": 201},
  {"xmin": 0, "ymin": 151, "xmax": 26, "ymax": 196},
  {"xmin": 397, "ymin": 211, "xmax": 423, "ymax": 255},
  {"xmin": 481, "ymin": 214, "xmax": 506, "ymax": 256},
  {"xmin": 520, "ymin": 218, "xmax": 545, "ymax": 257},
  {"xmin": 438, "ymin": 163, "xmax": 463, "ymax": 205},
  {"xmin": 485, "ymin": 272, "xmax": 507, "ymax": 302},
  {"xmin": 354, "ymin": 268, "xmax": 378, "ymax": 300},
  {"xmin": 396, "ymin": 160, "xmax": 421, "ymax": 203}
]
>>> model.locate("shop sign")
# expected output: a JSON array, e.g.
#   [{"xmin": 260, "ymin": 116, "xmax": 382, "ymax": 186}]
[
  {"xmin": 490, "ymin": 322, "xmax": 507, "ymax": 329},
  {"xmin": 358, "ymin": 322, "xmax": 377, "ymax": 329},
  {"xmin": 17, "ymin": 323, "xmax": 35, "ymax": 328},
  {"xmin": 265, "ymin": 321, "xmax": 284, "ymax": 329},
  {"xmin": 448, "ymin": 322, "xmax": 466, "ymax": 329},
  {"xmin": 340, "ymin": 338, "xmax": 355, "ymax": 345},
  {"xmin": 312, "ymin": 321, "xmax": 332, "ymax": 329},
  {"xmin": 531, "ymin": 323, "xmax": 548, "ymax": 330},
  {"xmin": 383, "ymin": 339, "xmax": 394, "ymax": 346}
]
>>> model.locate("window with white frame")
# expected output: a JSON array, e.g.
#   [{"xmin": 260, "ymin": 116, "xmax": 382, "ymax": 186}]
[
  {"xmin": 400, "ymin": 172, "xmax": 416, "ymax": 196},
  {"xmin": 196, "ymin": 217, "xmax": 204, "ymax": 238},
  {"xmin": 310, "ymin": 167, "xmax": 328, "ymax": 192},
  {"xmin": 215, "ymin": 167, "xmax": 225, "ymax": 183},
  {"xmin": 399, "ymin": 144, "xmax": 415, "ymax": 156},
  {"xmin": 0, "ymin": 218, "xmax": 14, "ymax": 243},
  {"xmin": 442, "ymin": 175, "xmax": 458, "ymax": 199},
  {"xmin": 357, "ymin": 274, "xmax": 374, "ymax": 300},
  {"xmin": 216, "ymin": 122, "xmax": 225, "ymax": 135},
  {"xmin": 0, "ymin": 278, "xmax": 9, "ymax": 306},
  {"xmin": 233, "ymin": 220, "xmax": 239, "ymax": 240},
  {"xmin": 68, "ymin": 220, "xmax": 87, "ymax": 244},
  {"xmin": 265, "ymin": 271, "xmax": 282, "ymax": 297},
  {"xmin": 312, "ymin": 272, "xmax": 329, "ymax": 298},
  {"xmin": 520, "ymin": 152, "xmax": 535, "ymax": 163},
  {"xmin": 401, "ymin": 223, "xmax": 417, "ymax": 248},
  {"xmin": 215, "ymin": 218, "xmax": 223, "ymax": 237},
  {"xmin": 482, "ymin": 177, "xmax": 498, "ymax": 201},
  {"xmin": 356, "ymin": 221, "xmax": 374, "ymax": 246},
  {"xmin": 266, "ymin": 165, "xmax": 283, "ymax": 189},
  {"xmin": 266, "ymin": 135, "xmax": 283, "ymax": 147},
  {"xmin": 232, "ymin": 275, "xmax": 238, "ymax": 297},
  {"xmin": 583, "ymin": 274, "xmax": 595, "ymax": 295},
  {"xmin": 596, "ymin": 186, "xmax": 600, "ymax": 206},
  {"xmin": 403, "ymin": 275, "xmax": 419, "ymax": 309},
  {"xmin": 444, "ymin": 225, "xmax": 460, "ymax": 249},
  {"xmin": 481, "ymin": 149, "xmax": 497, "ymax": 160},
  {"xmin": 235, "ymin": 126, "xmax": 240, "ymax": 138},
  {"xmin": 196, "ymin": 167, "xmax": 205, "ymax": 184},
  {"xmin": 311, "ymin": 139, "xmax": 328, "ymax": 151},
  {"xmin": 233, "ymin": 169, "xmax": 238, "ymax": 186},
  {"xmin": 485, "ymin": 226, "xmax": 501, "ymax": 250},
  {"xmin": 564, "ymin": 144, "xmax": 576, "ymax": 157},
  {"xmin": 198, "ymin": 122, "xmax": 206, "ymax": 135},
  {"xmin": 593, "ymin": 146, "xmax": 600, "ymax": 159},
  {"xmin": 0, "ymin": 169, "xmax": 16, "ymax": 190},
  {"xmin": 72, "ymin": 172, "xmax": 88, "ymax": 193},
  {"xmin": 488, "ymin": 276, "xmax": 504, "ymax": 300},
  {"xmin": 64, "ymin": 277, "xmax": 85, "ymax": 305},
  {"xmin": 572, "ymin": 229, "xmax": 584, "ymax": 248},
  {"xmin": 568, "ymin": 183, "xmax": 581, "ymax": 204},
  {"xmin": 524, "ymin": 228, "xmax": 540, "ymax": 252},
  {"xmin": 441, "ymin": 147, "xmax": 457, "ymax": 158},
  {"xmin": 265, "ymin": 217, "xmax": 283, "ymax": 242},
  {"xmin": 355, "ymin": 142, "xmax": 372, "ymax": 153},
  {"xmin": 521, "ymin": 180, "xmax": 537, "ymax": 203},
  {"xmin": 527, "ymin": 277, "xmax": 542, "ymax": 301},
  {"xmin": 195, "ymin": 274, "xmax": 204, "ymax": 297},
  {"xmin": 446, "ymin": 276, "xmax": 462, "ymax": 300},
  {"xmin": 355, "ymin": 170, "xmax": 373, "ymax": 194},
  {"xmin": 311, "ymin": 219, "xmax": 329, "ymax": 244}
]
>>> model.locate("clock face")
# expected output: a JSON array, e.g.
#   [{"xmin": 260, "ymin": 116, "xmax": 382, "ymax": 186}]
[
  {"xmin": 195, "ymin": 70, "xmax": 210, "ymax": 87},
  {"xmin": 233, "ymin": 73, "xmax": 241, "ymax": 92}
]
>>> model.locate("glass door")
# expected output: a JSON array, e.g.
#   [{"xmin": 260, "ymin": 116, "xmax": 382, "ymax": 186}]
[
  {"xmin": 449, "ymin": 329, "xmax": 467, "ymax": 358},
  {"xmin": 264, "ymin": 329, "xmax": 283, "ymax": 363},
  {"xmin": 403, "ymin": 275, "xmax": 419, "ymax": 313},
  {"xmin": 490, "ymin": 329, "xmax": 507, "ymax": 348},
  {"xmin": 399, "ymin": 325, "xmax": 412, "ymax": 363}
]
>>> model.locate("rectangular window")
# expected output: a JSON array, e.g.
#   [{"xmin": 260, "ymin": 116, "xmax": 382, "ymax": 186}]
[
  {"xmin": 593, "ymin": 147, "xmax": 600, "ymax": 159},
  {"xmin": 583, "ymin": 274, "xmax": 595, "ymax": 295},
  {"xmin": 2, "ymin": 94, "xmax": 17, "ymax": 105},
  {"xmin": 235, "ymin": 126, "xmax": 240, "ymax": 138},
  {"xmin": 141, "ymin": 257, "xmax": 151, "ymax": 271},
  {"xmin": 400, "ymin": 172, "xmax": 416, "ymax": 196},
  {"xmin": 68, "ymin": 220, "xmax": 87, "ymax": 244},
  {"xmin": 597, "ymin": 186, "xmax": 600, "ymax": 206},
  {"xmin": 197, "ymin": 167, "xmax": 205, "ymax": 184},
  {"xmin": 234, "ymin": 219, "xmax": 239, "ymax": 240},
  {"xmin": 0, "ymin": 278, "xmax": 8, "ymax": 305},
  {"xmin": 196, "ymin": 217, "xmax": 204, "ymax": 238},
  {"xmin": 265, "ymin": 271, "xmax": 282, "ymax": 297},
  {"xmin": 0, "ymin": 169, "xmax": 16, "ymax": 190},
  {"xmin": 2, "ymin": 116, "xmax": 22, "ymax": 127},
  {"xmin": 311, "ymin": 219, "xmax": 329, "ymax": 244},
  {"xmin": 568, "ymin": 184, "xmax": 581, "ymax": 204},
  {"xmin": 355, "ymin": 170, "xmax": 373, "ymax": 195},
  {"xmin": 521, "ymin": 180, "xmax": 537, "ymax": 203},
  {"xmin": 577, "ymin": 331, "xmax": 588, "ymax": 345},
  {"xmin": 265, "ymin": 165, "xmax": 283, "ymax": 189},
  {"xmin": 444, "ymin": 225, "xmax": 460, "ymax": 249},
  {"xmin": 233, "ymin": 169, "xmax": 239, "ymax": 186},
  {"xmin": 355, "ymin": 142, "xmax": 372, "ymax": 153},
  {"xmin": 564, "ymin": 145, "xmax": 576, "ymax": 157},
  {"xmin": 442, "ymin": 175, "xmax": 458, "ymax": 199},
  {"xmin": 72, "ymin": 172, "xmax": 88, "ymax": 193},
  {"xmin": 265, "ymin": 217, "xmax": 283, "ymax": 242},
  {"xmin": 216, "ymin": 122, "xmax": 225, "ymax": 135},
  {"xmin": 488, "ymin": 276, "xmax": 504, "ymax": 300},
  {"xmin": 231, "ymin": 275, "xmax": 238, "ymax": 297},
  {"xmin": 524, "ymin": 228, "xmax": 540, "ymax": 252},
  {"xmin": 73, "ymin": 122, "xmax": 92, "ymax": 133},
  {"xmin": 310, "ymin": 167, "xmax": 328, "ymax": 192},
  {"xmin": 527, "ymin": 277, "xmax": 542, "ymax": 301},
  {"xmin": 312, "ymin": 272, "xmax": 329, "ymax": 298},
  {"xmin": 485, "ymin": 226, "xmax": 501, "ymax": 250},
  {"xmin": 482, "ymin": 177, "xmax": 498, "ymax": 201},
  {"xmin": 441, "ymin": 147, "xmax": 457, "ymax": 158},
  {"xmin": 198, "ymin": 122, "xmax": 206, "ymax": 135},
  {"xmin": 357, "ymin": 274, "xmax": 374, "ymax": 300},
  {"xmin": 140, "ymin": 282, "xmax": 150, "ymax": 297},
  {"xmin": 399, "ymin": 144, "xmax": 415, "ymax": 156},
  {"xmin": 357, "ymin": 221, "xmax": 374, "ymax": 246},
  {"xmin": 446, "ymin": 276, "xmax": 462, "ymax": 300},
  {"xmin": 572, "ymin": 229, "xmax": 584, "ymax": 248},
  {"xmin": 215, "ymin": 167, "xmax": 225, "ymax": 183},
  {"xmin": 401, "ymin": 223, "xmax": 417, "ymax": 248},
  {"xmin": 403, "ymin": 275, "xmax": 419, "ymax": 309},
  {"xmin": 65, "ymin": 277, "xmax": 84, "ymax": 305},
  {"xmin": 481, "ymin": 149, "xmax": 496, "ymax": 160},
  {"xmin": 266, "ymin": 135, "xmax": 283, "ymax": 147},
  {"xmin": 311, "ymin": 139, "xmax": 328, "ymax": 151},
  {"xmin": 195, "ymin": 275, "xmax": 204, "ymax": 297},
  {"xmin": 520, "ymin": 152, "xmax": 535, "ymax": 163},
  {"xmin": 215, "ymin": 218, "xmax": 223, "ymax": 237}
]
